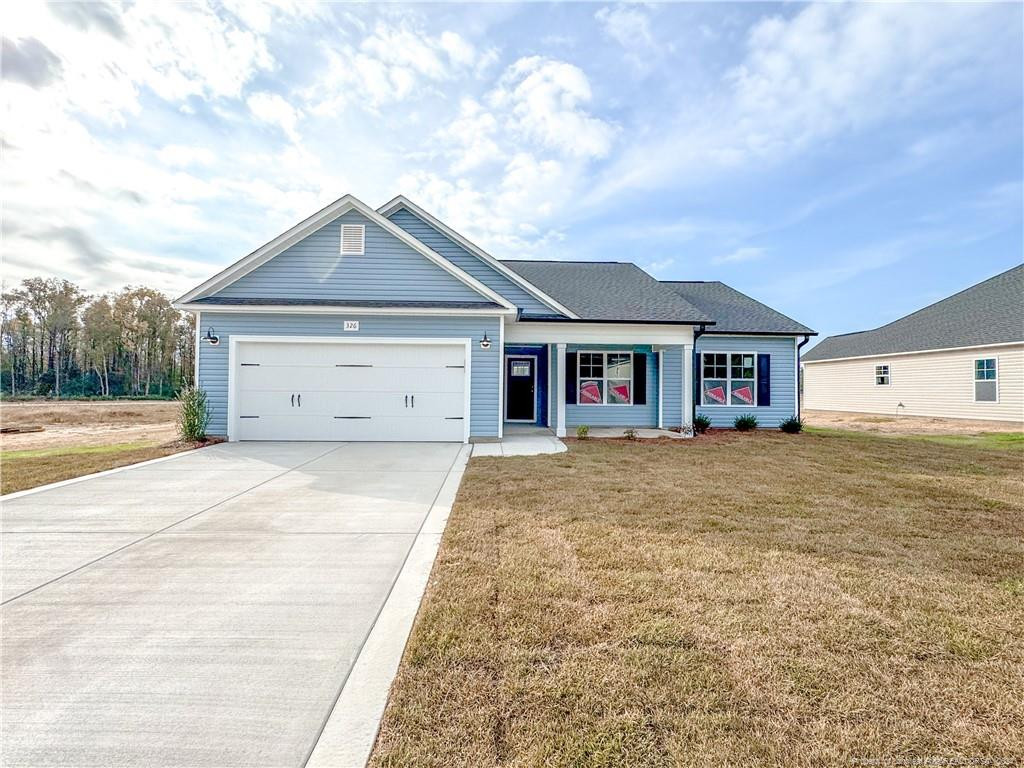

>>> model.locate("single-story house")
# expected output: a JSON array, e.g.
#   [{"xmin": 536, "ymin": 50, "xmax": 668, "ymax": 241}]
[
  {"xmin": 802, "ymin": 264, "xmax": 1023, "ymax": 422},
  {"xmin": 174, "ymin": 194, "xmax": 816, "ymax": 442}
]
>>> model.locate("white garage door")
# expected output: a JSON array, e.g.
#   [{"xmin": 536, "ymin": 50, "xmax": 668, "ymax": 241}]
[{"xmin": 232, "ymin": 339, "xmax": 468, "ymax": 442}]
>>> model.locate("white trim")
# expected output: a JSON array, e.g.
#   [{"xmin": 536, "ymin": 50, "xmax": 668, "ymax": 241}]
[
  {"xmin": 177, "ymin": 303, "xmax": 515, "ymax": 317},
  {"xmin": 174, "ymin": 194, "xmax": 517, "ymax": 312},
  {"xmin": 802, "ymin": 340, "xmax": 1023, "ymax": 364},
  {"xmin": 377, "ymin": 196, "xmax": 579, "ymax": 320},
  {"xmin": 506, "ymin": 322, "xmax": 694, "ymax": 346},
  {"xmin": 657, "ymin": 349, "xmax": 664, "ymax": 429},
  {"xmin": 576, "ymin": 350, "xmax": 635, "ymax": 406},
  {"xmin": 504, "ymin": 353, "xmax": 538, "ymax": 422},
  {"xmin": 700, "ymin": 350, "xmax": 758, "ymax": 408},
  {"xmin": 682, "ymin": 344, "xmax": 693, "ymax": 428},
  {"xmin": 874, "ymin": 363, "xmax": 891, "ymax": 387},
  {"xmin": 556, "ymin": 343, "xmax": 567, "ymax": 438},
  {"xmin": 497, "ymin": 315, "xmax": 505, "ymax": 439},
  {"xmin": 193, "ymin": 310, "xmax": 201, "ymax": 387},
  {"xmin": 226, "ymin": 335, "xmax": 472, "ymax": 443},
  {"xmin": 973, "ymin": 355, "xmax": 999, "ymax": 403}
]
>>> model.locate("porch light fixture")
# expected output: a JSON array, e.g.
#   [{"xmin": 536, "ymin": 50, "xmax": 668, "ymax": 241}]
[
  {"xmin": 479, "ymin": 333, "xmax": 491, "ymax": 349},
  {"xmin": 205, "ymin": 327, "xmax": 220, "ymax": 346}
]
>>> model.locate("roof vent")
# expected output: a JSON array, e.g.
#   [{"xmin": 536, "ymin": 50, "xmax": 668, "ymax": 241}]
[{"xmin": 341, "ymin": 224, "xmax": 365, "ymax": 255}]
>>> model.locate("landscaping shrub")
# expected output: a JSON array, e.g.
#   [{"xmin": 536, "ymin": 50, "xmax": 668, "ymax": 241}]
[
  {"xmin": 623, "ymin": 427, "xmax": 638, "ymax": 441},
  {"xmin": 576, "ymin": 425, "xmax": 590, "ymax": 440},
  {"xmin": 780, "ymin": 416, "xmax": 803, "ymax": 434},
  {"xmin": 693, "ymin": 414, "xmax": 712, "ymax": 434},
  {"xmin": 177, "ymin": 386, "xmax": 211, "ymax": 441},
  {"xmin": 734, "ymin": 413, "xmax": 758, "ymax": 431}
]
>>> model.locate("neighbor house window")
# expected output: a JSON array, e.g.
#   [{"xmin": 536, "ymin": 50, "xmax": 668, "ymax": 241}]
[
  {"xmin": 875, "ymin": 365, "xmax": 890, "ymax": 386},
  {"xmin": 578, "ymin": 351, "xmax": 632, "ymax": 405},
  {"xmin": 974, "ymin": 358, "xmax": 998, "ymax": 402},
  {"xmin": 701, "ymin": 352, "xmax": 756, "ymax": 406}
]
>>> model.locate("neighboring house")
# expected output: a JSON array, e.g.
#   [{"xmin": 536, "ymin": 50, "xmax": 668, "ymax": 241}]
[
  {"xmin": 174, "ymin": 194, "xmax": 816, "ymax": 442},
  {"xmin": 802, "ymin": 264, "xmax": 1024, "ymax": 422}
]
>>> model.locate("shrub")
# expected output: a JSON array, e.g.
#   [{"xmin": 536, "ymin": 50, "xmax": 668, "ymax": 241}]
[
  {"xmin": 623, "ymin": 427, "xmax": 638, "ymax": 441},
  {"xmin": 576, "ymin": 425, "xmax": 590, "ymax": 440},
  {"xmin": 733, "ymin": 414, "xmax": 758, "ymax": 431},
  {"xmin": 693, "ymin": 414, "xmax": 712, "ymax": 434},
  {"xmin": 780, "ymin": 416, "xmax": 803, "ymax": 434},
  {"xmin": 177, "ymin": 386, "xmax": 211, "ymax": 441}
]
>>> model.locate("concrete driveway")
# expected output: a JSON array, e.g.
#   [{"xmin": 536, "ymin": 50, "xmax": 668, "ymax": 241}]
[{"xmin": 1, "ymin": 441, "xmax": 467, "ymax": 768}]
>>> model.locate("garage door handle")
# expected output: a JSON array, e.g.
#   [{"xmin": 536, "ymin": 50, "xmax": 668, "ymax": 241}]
[
  {"xmin": 411, "ymin": 395, "xmax": 414, "ymax": 408},
  {"xmin": 404, "ymin": 395, "xmax": 408, "ymax": 408},
  {"xmin": 297, "ymin": 394, "xmax": 301, "ymax": 408},
  {"xmin": 291, "ymin": 394, "xmax": 295, "ymax": 407}
]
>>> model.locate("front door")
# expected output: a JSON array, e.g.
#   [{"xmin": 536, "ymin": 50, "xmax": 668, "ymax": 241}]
[{"xmin": 505, "ymin": 356, "xmax": 536, "ymax": 422}]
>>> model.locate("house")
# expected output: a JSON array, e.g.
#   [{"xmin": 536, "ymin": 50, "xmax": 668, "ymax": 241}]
[
  {"xmin": 174, "ymin": 194, "xmax": 816, "ymax": 442},
  {"xmin": 802, "ymin": 264, "xmax": 1024, "ymax": 422}
]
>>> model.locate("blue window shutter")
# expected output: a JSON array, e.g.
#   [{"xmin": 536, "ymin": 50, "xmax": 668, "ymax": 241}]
[
  {"xmin": 633, "ymin": 353, "xmax": 647, "ymax": 405},
  {"xmin": 565, "ymin": 352, "xmax": 577, "ymax": 405},
  {"xmin": 757, "ymin": 353, "xmax": 771, "ymax": 407}
]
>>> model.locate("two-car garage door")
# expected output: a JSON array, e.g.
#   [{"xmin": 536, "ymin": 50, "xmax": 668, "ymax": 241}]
[{"xmin": 232, "ymin": 339, "xmax": 468, "ymax": 442}]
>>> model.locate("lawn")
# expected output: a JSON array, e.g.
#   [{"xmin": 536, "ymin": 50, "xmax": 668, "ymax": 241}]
[{"xmin": 370, "ymin": 430, "xmax": 1024, "ymax": 767}]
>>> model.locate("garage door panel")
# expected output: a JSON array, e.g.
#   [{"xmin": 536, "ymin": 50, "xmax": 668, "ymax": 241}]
[{"xmin": 234, "ymin": 340, "xmax": 467, "ymax": 442}]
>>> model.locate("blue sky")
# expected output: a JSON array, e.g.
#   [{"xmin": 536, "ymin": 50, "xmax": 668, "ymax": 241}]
[{"xmin": 2, "ymin": 1, "xmax": 1021, "ymax": 345}]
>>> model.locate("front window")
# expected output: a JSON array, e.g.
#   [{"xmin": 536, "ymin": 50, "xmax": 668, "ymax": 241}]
[
  {"xmin": 875, "ymin": 365, "xmax": 890, "ymax": 386},
  {"xmin": 578, "ymin": 351, "xmax": 632, "ymax": 405},
  {"xmin": 702, "ymin": 352, "xmax": 757, "ymax": 406},
  {"xmin": 974, "ymin": 358, "xmax": 997, "ymax": 402}
]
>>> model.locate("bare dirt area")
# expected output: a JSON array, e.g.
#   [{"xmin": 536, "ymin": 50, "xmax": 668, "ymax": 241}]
[
  {"xmin": 0, "ymin": 400, "xmax": 179, "ymax": 451},
  {"xmin": 803, "ymin": 408, "xmax": 1023, "ymax": 436}
]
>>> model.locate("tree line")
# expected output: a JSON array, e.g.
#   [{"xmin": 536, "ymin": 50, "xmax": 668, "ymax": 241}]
[{"xmin": 0, "ymin": 278, "xmax": 195, "ymax": 399}]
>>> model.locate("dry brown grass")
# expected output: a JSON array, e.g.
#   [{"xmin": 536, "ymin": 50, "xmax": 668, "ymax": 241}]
[
  {"xmin": 804, "ymin": 408, "xmax": 1023, "ymax": 436},
  {"xmin": 370, "ymin": 431, "xmax": 1024, "ymax": 767}
]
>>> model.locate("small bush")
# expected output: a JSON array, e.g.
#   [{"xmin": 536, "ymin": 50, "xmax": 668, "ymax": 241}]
[
  {"xmin": 734, "ymin": 414, "xmax": 758, "ymax": 431},
  {"xmin": 576, "ymin": 425, "xmax": 590, "ymax": 440},
  {"xmin": 693, "ymin": 414, "xmax": 712, "ymax": 434},
  {"xmin": 780, "ymin": 416, "xmax": 803, "ymax": 434},
  {"xmin": 177, "ymin": 386, "xmax": 211, "ymax": 441},
  {"xmin": 623, "ymin": 428, "xmax": 638, "ymax": 441}
]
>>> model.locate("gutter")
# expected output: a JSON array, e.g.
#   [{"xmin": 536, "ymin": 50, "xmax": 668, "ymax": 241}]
[{"xmin": 796, "ymin": 334, "xmax": 812, "ymax": 417}]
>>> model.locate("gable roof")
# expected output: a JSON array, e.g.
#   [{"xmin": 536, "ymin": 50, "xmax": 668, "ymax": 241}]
[
  {"xmin": 174, "ymin": 194, "xmax": 516, "ymax": 311},
  {"xmin": 803, "ymin": 264, "xmax": 1024, "ymax": 362},
  {"xmin": 377, "ymin": 195, "xmax": 579, "ymax": 319},
  {"xmin": 501, "ymin": 260, "xmax": 712, "ymax": 324},
  {"xmin": 662, "ymin": 281, "xmax": 815, "ymax": 335}
]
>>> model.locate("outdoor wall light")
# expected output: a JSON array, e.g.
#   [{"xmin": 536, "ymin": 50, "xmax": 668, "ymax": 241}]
[
  {"xmin": 479, "ymin": 333, "xmax": 491, "ymax": 349},
  {"xmin": 205, "ymin": 327, "xmax": 220, "ymax": 346}
]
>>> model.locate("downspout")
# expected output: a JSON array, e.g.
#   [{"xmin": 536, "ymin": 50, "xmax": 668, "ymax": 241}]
[
  {"xmin": 796, "ymin": 334, "xmax": 811, "ymax": 418},
  {"xmin": 691, "ymin": 323, "xmax": 708, "ymax": 425}
]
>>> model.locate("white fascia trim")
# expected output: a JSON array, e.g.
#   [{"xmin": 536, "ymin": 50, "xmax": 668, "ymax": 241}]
[
  {"xmin": 176, "ymin": 194, "xmax": 517, "ymax": 312},
  {"xmin": 802, "ymin": 340, "xmax": 1023, "ymax": 365},
  {"xmin": 175, "ymin": 303, "xmax": 516, "ymax": 317},
  {"xmin": 193, "ymin": 310, "xmax": 201, "ymax": 386},
  {"xmin": 377, "ymin": 196, "xmax": 580, "ymax": 320}
]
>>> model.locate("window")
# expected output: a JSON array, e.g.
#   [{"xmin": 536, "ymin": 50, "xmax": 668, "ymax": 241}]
[
  {"xmin": 510, "ymin": 362, "xmax": 531, "ymax": 377},
  {"xmin": 875, "ymin": 365, "xmax": 890, "ymax": 386},
  {"xmin": 974, "ymin": 358, "xmax": 998, "ymax": 402},
  {"xmin": 578, "ymin": 351, "xmax": 632, "ymax": 405},
  {"xmin": 701, "ymin": 352, "xmax": 757, "ymax": 406},
  {"xmin": 341, "ymin": 224, "xmax": 365, "ymax": 255}
]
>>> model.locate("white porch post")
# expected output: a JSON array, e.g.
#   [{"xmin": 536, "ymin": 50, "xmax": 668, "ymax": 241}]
[
  {"xmin": 556, "ymin": 342, "xmax": 567, "ymax": 437},
  {"xmin": 657, "ymin": 348, "xmax": 664, "ymax": 429},
  {"xmin": 682, "ymin": 343, "xmax": 693, "ymax": 429}
]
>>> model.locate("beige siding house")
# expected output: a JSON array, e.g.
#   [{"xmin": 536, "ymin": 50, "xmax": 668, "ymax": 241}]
[{"xmin": 802, "ymin": 265, "xmax": 1024, "ymax": 423}]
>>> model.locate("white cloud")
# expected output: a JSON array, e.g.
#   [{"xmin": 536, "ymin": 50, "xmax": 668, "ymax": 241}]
[
  {"xmin": 158, "ymin": 145, "xmax": 217, "ymax": 167},
  {"xmin": 488, "ymin": 56, "xmax": 617, "ymax": 159},
  {"xmin": 596, "ymin": 5, "xmax": 654, "ymax": 49},
  {"xmin": 713, "ymin": 246, "xmax": 765, "ymax": 265},
  {"xmin": 247, "ymin": 91, "xmax": 303, "ymax": 143},
  {"xmin": 436, "ymin": 98, "xmax": 504, "ymax": 173}
]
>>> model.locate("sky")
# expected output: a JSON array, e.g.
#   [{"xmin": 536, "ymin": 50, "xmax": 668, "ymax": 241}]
[{"xmin": 2, "ymin": 1, "xmax": 1021, "ymax": 345}]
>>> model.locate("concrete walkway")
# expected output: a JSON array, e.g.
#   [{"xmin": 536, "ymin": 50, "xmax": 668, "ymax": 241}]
[
  {"xmin": 472, "ymin": 426, "xmax": 567, "ymax": 457},
  {"xmin": 1, "ymin": 441, "xmax": 468, "ymax": 768}
]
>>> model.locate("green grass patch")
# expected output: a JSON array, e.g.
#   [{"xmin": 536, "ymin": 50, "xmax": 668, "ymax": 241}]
[{"xmin": 1, "ymin": 441, "xmax": 158, "ymax": 460}]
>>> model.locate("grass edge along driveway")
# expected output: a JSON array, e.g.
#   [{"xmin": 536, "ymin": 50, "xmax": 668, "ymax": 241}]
[{"xmin": 369, "ymin": 430, "xmax": 1023, "ymax": 768}]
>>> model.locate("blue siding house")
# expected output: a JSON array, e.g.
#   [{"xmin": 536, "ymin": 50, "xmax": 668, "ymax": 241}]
[{"xmin": 175, "ymin": 194, "xmax": 814, "ymax": 442}]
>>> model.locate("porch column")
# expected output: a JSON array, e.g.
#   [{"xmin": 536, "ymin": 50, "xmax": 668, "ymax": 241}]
[
  {"xmin": 556, "ymin": 342, "xmax": 567, "ymax": 437},
  {"xmin": 682, "ymin": 343, "xmax": 694, "ymax": 429},
  {"xmin": 657, "ymin": 349, "xmax": 664, "ymax": 429}
]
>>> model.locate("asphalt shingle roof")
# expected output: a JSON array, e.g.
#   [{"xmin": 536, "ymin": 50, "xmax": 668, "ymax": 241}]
[
  {"xmin": 662, "ymin": 281, "xmax": 815, "ymax": 335},
  {"xmin": 802, "ymin": 264, "xmax": 1024, "ymax": 362},
  {"xmin": 501, "ymin": 260, "xmax": 712, "ymax": 323}
]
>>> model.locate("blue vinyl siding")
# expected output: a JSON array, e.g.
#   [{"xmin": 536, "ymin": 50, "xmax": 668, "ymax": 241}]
[
  {"xmin": 212, "ymin": 211, "xmax": 485, "ymax": 303},
  {"xmin": 661, "ymin": 346, "xmax": 683, "ymax": 428},
  {"xmin": 696, "ymin": 336, "xmax": 797, "ymax": 427},
  {"xmin": 565, "ymin": 345, "xmax": 659, "ymax": 428},
  {"xmin": 197, "ymin": 313, "xmax": 500, "ymax": 438},
  {"xmin": 387, "ymin": 208, "xmax": 554, "ymax": 316}
]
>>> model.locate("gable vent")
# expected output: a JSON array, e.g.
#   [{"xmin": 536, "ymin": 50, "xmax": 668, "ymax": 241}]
[{"xmin": 340, "ymin": 224, "xmax": 365, "ymax": 255}]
